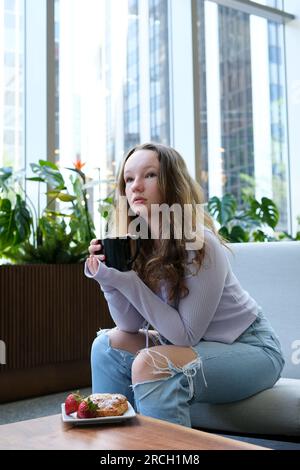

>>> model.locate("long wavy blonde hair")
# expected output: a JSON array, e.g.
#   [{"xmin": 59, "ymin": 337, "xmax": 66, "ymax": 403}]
[{"xmin": 107, "ymin": 143, "xmax": 225, "ymax": 303}]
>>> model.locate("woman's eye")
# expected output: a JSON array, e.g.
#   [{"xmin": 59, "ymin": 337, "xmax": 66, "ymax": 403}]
[{"xmin": 125, "ymin": 173, "xmax": 156, "ymax": 183}]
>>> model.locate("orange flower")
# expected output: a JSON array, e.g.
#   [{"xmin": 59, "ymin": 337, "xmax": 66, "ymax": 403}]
[{"xmin": 73, "ymin": 159, "xmax": 86, "ymax": 171}]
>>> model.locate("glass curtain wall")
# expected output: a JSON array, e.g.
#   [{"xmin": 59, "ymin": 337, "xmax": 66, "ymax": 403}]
[
  {"xmin": 0, "ymin": 0, "xmax": 25, "ymax": 171},
  {"xmin": 54, "ymin": 0, "xmax": 111, "ymax": 236},
  {"xmin": 54, "ymin": 0, "xmax": 171, "ymax": 172},
  {"xmin": 103, "ymin": 0, "xmax": 170, "ymax": 157},
  {"xmin": 1, "ymin": 0, "xmax": 295, "ymax": 237},
  {"xmin": 196, "ymin": 0, "xmax": 289, "ymax": 230},
  {"xmin": 149, "ymin": 0, "xmax": 170, "ymax": 144},
  {"xmin": 124, "ymin": 0, "xmax": 140, "ymax": 151}
]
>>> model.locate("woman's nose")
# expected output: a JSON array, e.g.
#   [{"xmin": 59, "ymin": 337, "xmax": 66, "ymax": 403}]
[{"xmin": 131, "ymin": 177, "xmax": 144, "ymax": 192}]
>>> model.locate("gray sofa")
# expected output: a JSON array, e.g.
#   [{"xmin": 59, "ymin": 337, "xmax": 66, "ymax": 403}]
[{"xmin": 191, "ymin": 241, "xmax": 300, "ymax": 437}]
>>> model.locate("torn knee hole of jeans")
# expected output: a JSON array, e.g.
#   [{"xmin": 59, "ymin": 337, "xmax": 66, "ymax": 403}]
[
  {"xmin": 142, "ymin": 349, "xmax": 174, "ymax": 378},
  {"xmin": 137, "ymin": 349, "xmax": 207, "ymax": 399}
]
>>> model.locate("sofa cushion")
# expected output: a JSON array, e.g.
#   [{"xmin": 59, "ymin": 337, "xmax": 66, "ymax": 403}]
[
  {"xmin": 191, "ymin": 378, "xmax": 300, "ymax": 436},
  {"xmin": 227, "ymin": 241, "xmax": 300, "ymax": 379}
]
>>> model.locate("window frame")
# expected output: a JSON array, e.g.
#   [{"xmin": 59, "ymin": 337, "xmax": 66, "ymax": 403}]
[
  {"xmin": 24, "ymin": 0, "xmax": 55, "ymax": 209},
  {"xmin": 210, "ymin": 0, "xmax": 294, "ymax": 23},
  {"xmin": 191, "ymin": 0, "xmax": 299, "ymax": 235},
  {"xmin": 22, "ymin": 0, "xmax": 299, "ymax": 236}
]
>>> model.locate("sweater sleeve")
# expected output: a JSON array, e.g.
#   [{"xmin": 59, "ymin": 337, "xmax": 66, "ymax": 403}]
[
  {"xmin": 84, "ymin": 262, "xmax": 145, "ymax": 332},
  {"xmin": 88, "ymin": 232, "xmax": 229, "ymax": 346}
]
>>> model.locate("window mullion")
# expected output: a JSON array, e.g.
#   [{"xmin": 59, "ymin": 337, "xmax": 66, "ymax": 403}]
[{"xmin": 210, "ymin": 0, "xmax": 294, "ymax": 23}]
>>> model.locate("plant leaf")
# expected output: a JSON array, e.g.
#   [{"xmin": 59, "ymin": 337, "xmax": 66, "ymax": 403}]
[
  {"xmin": 26, "ymin": 177, "xmax": 45, "ymax": 182},
  {"xmin": 56, "ymin": 193, "xmax": 77, "ymax": 202},
  {"xmin": 0, "ymin": 167, "xmax": 13, "ymax": 192},
  {"xmin": 38, "ymin": 160, "xmax": 59, "ymax": 171},
  {"xmin": 14, "ymin": 195, "xmax": 32, "ymax": 242},
  {"xmin": 208, "ymin": 194, "xmax": 237, "ymax": 225},
  {"xmin": 230, "ymin": 225, "xmax": 249, "ymax": 242},
  {"xmin": 260, "ymin": 197, "xmax": 279, "ymax": 229},
  {"xmin": 103, "ymin": 196, "xmax": 114, "ymax": 205},
  {"xmin": 30, "ymin": 162, "xmax": 65, "ymax": 189},
  {"xmin": 46, "ymin": 191, "xmax": 76, "ymax": 202}
]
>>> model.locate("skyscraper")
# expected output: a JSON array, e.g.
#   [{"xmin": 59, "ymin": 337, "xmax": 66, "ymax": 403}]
[
  {"xmin": 196, "ymin": 0, "xmax": 288, "ymax": 227},
  {"xmin": 149, "ymin": 0, "xmax": 170, "ymax": 144},
  {"xmin": 104, "ymin": 0, "xmax": 170, "ymax": 164},
  {"xmin": 124, "ymin": 0, "xmax": 140, "ymax": 151}
]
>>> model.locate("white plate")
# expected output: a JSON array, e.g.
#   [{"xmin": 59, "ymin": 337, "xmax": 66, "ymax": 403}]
[{"xmin": 61, "ymin": 402, "xmax": 136, "ymax": 425}]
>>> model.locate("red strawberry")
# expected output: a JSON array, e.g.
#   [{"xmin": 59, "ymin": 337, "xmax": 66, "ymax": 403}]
[
  {"xmin": 65, "ymin": 392, "xmax": 83, "ymax": 415},
  {"xmin": 77, "ymin": 398, "xmax": 98, "ymax": 419}
]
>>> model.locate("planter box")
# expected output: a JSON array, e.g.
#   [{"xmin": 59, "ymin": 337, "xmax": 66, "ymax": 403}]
[{"xmin": 0, "ymin": 264, "xmax": 113, "ymax": 403}]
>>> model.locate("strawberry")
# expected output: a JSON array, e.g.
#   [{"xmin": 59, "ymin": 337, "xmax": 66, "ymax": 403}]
[
  {"xmin": 77, "ymin": 398, "xmax": 98, "ymax": 419},
  {"xmin": 65, "ymin": 391, "xmax": 83, "ymax": 415}
]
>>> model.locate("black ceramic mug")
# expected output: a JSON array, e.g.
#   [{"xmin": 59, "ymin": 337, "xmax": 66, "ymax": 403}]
[{"xmin": 95, "ymin": 236, "xmax": 141, "ymax": 271}]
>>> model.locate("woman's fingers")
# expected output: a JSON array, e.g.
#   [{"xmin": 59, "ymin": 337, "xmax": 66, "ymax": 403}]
[
  {"xmin": 88, "ymin": 256, "xmax": 99, "ymax": 274},
  {"xmin": 92, "ymin": 256, "xmax": 99, "ymax": 272},
  {"xmin": 86, "ymin": 257, "xmax": 93, "ymax": 273},
  {"xmin": 87, "ymin": 255, "xmax": 105, "ymax": 275},
  {"xmin": 91, "ymin": 239, "xmax": 101, "ymax": 246},
  {"xmin": 88, "ymin": 242, "xmax": 102, "ymax": 255}
]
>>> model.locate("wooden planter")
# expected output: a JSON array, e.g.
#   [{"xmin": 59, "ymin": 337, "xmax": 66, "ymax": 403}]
[{"xmin": 0, "ymin": 264, "xmax": 113, "ymax": 403}]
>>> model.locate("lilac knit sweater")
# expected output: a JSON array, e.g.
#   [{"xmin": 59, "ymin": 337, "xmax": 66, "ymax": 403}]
[{"xmin": 84, "ymin": 230, "xmax": 258, "ymax": 346}]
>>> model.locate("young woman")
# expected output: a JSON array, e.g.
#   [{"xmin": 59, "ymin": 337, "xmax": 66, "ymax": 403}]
[{"xmin": 85, "ymin": 142, "xmax": 284, "ymax": 427}]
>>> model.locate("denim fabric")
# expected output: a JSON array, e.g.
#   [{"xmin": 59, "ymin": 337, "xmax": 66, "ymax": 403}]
[
  {"xmin": 91, "ymin": 329, "xmax": 135, "ymax": 406},
  {"xmin": 90, "ymin": 309, "xmax": 285, "ymax": 428},
  {"xmin": 188, "ymin": 308, "xmax": 285, "ymax": 407}
]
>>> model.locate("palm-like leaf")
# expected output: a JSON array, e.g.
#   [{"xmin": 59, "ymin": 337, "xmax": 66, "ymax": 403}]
[
  {"xmin": 260, "ymin": 197, "xmax": 279, "ymax": 229},
  {"xmin": 0, "ymin": 167, "xmax": 13, "ymax": 192},
  {"xmin": 0, "ymin": 198, "xmax": 14, "ymax": 251},
  {"xmin": 29, "ymin": 161, "xmax": 65, "ymax": 190},
  {"xmin": 13, "ymin": 195, "xmax": 32, "ymax": 242},
  {"xmin": 208, "ymin": 194, "xmax": 237, "ymax": 225},
  {"xmin": 0, "ymin": 196, "xmax": 32, "ymax": 256}
]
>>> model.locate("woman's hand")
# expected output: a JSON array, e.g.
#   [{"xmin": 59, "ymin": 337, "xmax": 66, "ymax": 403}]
[{"xmin": 87, "ymin": 239, "xmax": 105, "ymax": 275}]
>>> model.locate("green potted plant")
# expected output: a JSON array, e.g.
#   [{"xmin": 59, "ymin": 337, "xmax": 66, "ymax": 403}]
[
  {"xmin": 0, "ymin": 161, "xmax": 114, "ymax": 403},
  {"xmin": 0, "ymin": 167, "xmax": 32, "ymax": 263},
  {"xmin": 207, "ymin": 193, "xmax": 300, "ymax": 242}
]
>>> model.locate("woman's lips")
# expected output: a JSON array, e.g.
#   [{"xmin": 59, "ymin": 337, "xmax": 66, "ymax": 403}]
[{"xmin": 133, "ymin": 199, "xmax": 146, "ymax": 204}]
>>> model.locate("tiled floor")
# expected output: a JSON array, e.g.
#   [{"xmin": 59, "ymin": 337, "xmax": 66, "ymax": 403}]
[
  {"xmin": 0, "ymin": 388, "xmax": 92, "ymax": 425},
  {"xmin": 0, "ymin": 390, "xmax": 299, "ymax": 450}
]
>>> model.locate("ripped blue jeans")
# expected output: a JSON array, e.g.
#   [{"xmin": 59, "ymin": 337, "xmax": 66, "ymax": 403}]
[{"xmin": 90, "ymin": 308, "xmax": 285, "ymax": 428}]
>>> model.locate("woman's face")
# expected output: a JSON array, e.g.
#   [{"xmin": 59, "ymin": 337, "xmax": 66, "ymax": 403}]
[{"xmin": 124, "ymin": 149, "xmax": 163, "ymax": 219}]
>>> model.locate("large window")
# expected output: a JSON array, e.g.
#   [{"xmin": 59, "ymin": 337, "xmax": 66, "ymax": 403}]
[
  {"xmin": 103, "ymin": 0, "xmax": 170, "ymax": 156},
  {"xmin": 2, "ymin": 0, "xmax": 298, "ymax": 234},
  {"xmin": 54, "ymin": 0, "xmax": 105, "ymax": 170},
  {"xmin": 149, "ymin": 0, "xmax": 170, "ymax": 143},
  {"xmin": 0, "ymin": 0, "xmax": 25, "ymax": 170},
  {"xmin": 124, "ymin": 0, "xmax": 140, "ymax": 150},
  {"xmin": 54, "ymin": 0, "xmax": 170, "ymax": 176},
  {"xmin": 196, "ymin": 0, "xmax": 289, "ymax": 229},
  {"xmin": 54, "ymin": 0, "xmax": 111, "ymax": 235}
]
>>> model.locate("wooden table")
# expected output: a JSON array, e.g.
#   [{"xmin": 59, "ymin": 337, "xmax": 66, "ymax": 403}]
[{"xmin": 0, "ymin": 414, "xmax": 268, "ymax": 450}]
